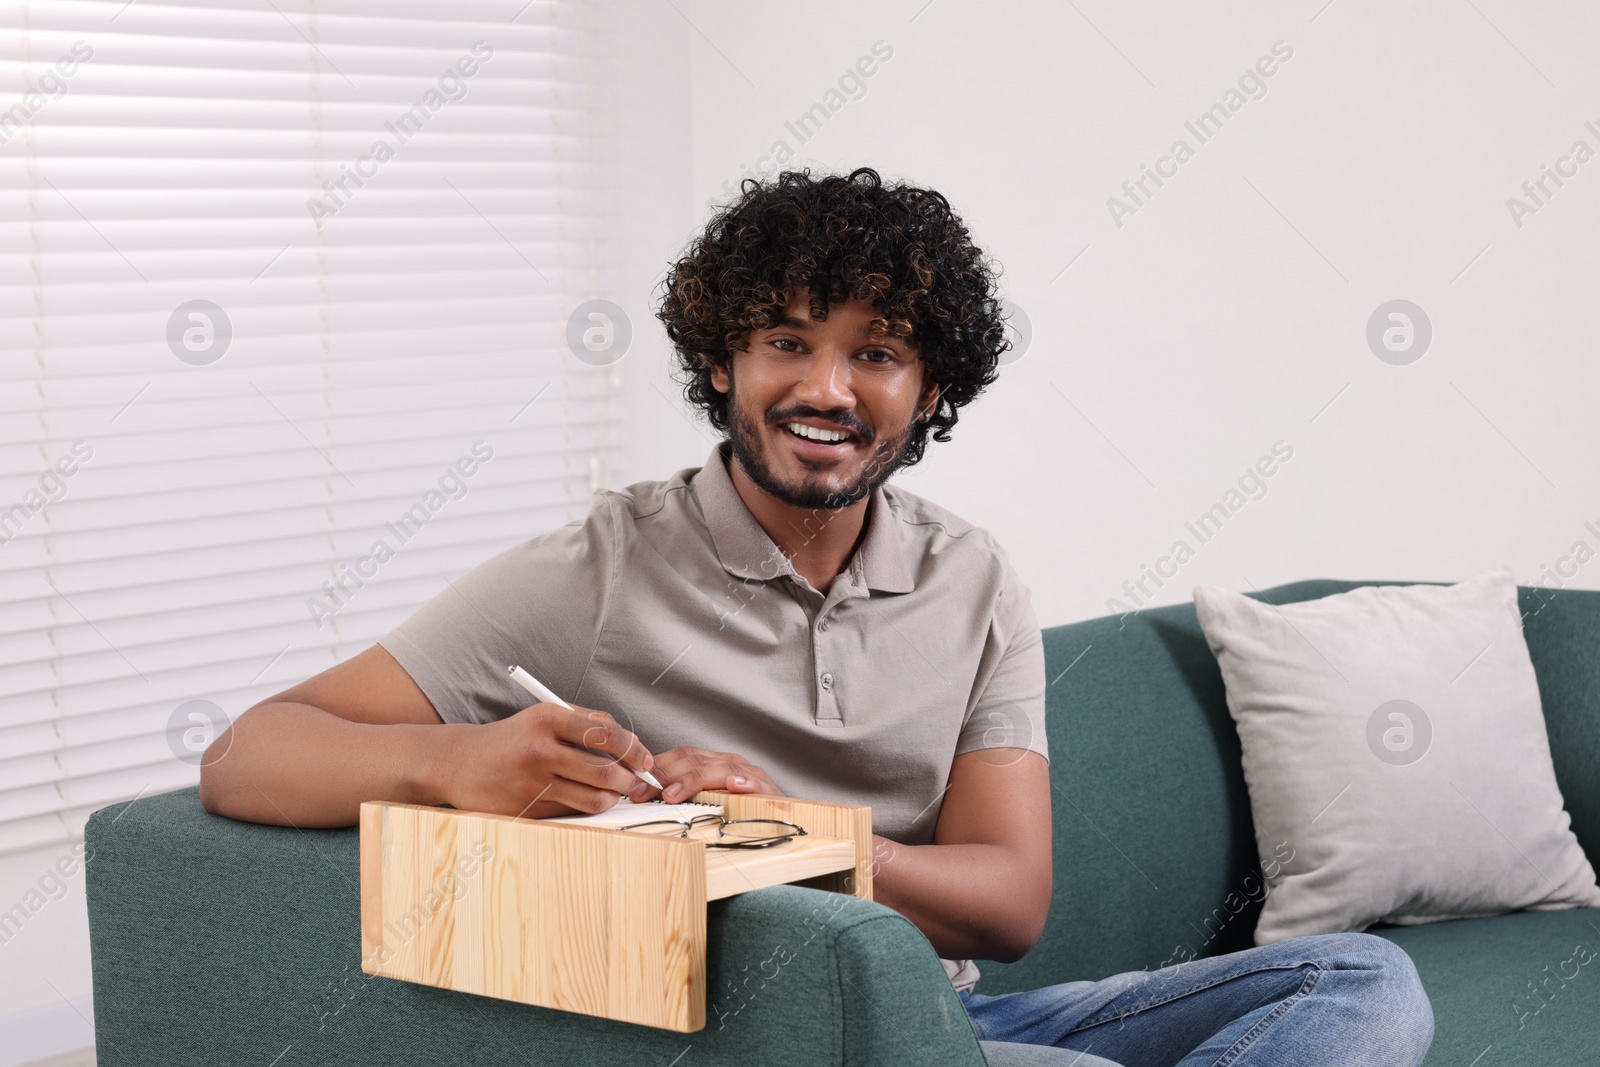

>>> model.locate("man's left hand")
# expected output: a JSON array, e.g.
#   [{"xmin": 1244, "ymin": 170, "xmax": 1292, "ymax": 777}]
[{"xmin": 629, "ymin": 746, "xmax": 784, "ymax": 803}]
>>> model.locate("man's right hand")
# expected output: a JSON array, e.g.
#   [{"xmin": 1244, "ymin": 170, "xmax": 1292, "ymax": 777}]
[{"xmin": 439, "ymin": 702, "xmax": 656, "ymax": 820}]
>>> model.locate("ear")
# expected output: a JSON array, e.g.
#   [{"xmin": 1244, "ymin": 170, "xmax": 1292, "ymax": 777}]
[
  {"xmin": 917, "ymin": 378, "xmax": 940, "ymax": 423},
  {"xmin": 706, "ymin": 354, "xmax": 730, "ymax": 394}
]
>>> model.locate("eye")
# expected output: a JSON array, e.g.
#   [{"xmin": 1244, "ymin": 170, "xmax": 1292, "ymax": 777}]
[
  {"xmin": 859, "ymin": 349, "xmax": 895, "ymax": 363},
  {"xmin": 768, "ymin": 337, "xmax": 802, "ymax": 352}
]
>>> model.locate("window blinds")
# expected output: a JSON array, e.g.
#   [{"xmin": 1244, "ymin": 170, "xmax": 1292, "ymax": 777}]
[{"xmin": 0, "ymin": 0, "xmax": 622, "ymax": 857}]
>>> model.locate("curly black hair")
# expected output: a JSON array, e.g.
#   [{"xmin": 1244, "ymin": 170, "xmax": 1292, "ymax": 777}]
[{"xmin": 654, "ymin": 166, "xmax": 1011, "ymax": 471}]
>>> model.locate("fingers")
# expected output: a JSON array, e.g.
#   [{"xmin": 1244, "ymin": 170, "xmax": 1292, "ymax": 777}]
[
  {"xmin": 652, "ymin": 747, "xmax": 776, "ymax": 802},
  {"xmin": 547, "ymin": 703, "xmax": 655, "ymax": 775},
  {"xmin": 574, "ymin": 742, "xmax": 782, "ymax": 805},
  {"xmin": 648, "ymin": 746, "xmax": 699, "ymax": 789},
  {"xmin": 661, "ymin": 770, "xmax": 715, "ymax": 803},
  {"xmin": 651, "ymin": 746, "xmax": 718, "ymax": 802},
  {"xmin": 524, "ymin": 776, "xmax": 627, "ymax": 819},
  {"xmin": 501, "ymin": 703, "xmax": 648, "ymax": 798},
  {"xmin": 662, "ymin": 766, "xmax": 773, "ymax": 801}
]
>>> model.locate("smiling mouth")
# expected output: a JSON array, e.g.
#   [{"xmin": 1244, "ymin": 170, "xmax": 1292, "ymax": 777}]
[{"xmin": 778, "ymin": 423, "xmax": 861, "ymax": 452}]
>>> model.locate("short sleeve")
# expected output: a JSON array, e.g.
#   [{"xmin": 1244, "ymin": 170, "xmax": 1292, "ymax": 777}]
[
  {"xmin": 953, "ymin": 556, "xmax": 1049, "ymax": 761},
  {"xmin": 377, "ymin": 493, "xmax": 619, "ymax": 725}
]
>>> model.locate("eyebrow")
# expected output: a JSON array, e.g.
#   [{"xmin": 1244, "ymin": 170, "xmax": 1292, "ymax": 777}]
[{"xmin": 772, "ymin": 313, "xmax": 910, "ymax": 346}]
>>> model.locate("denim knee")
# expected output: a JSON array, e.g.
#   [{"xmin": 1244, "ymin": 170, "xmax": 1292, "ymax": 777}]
[
  {"xmin": 1317, "ymin": 932, "xmax": 1435, "ymax": 1059},
  {"xmin": 1370, "ymin": 936, "xmax": 1433, "ymax": 1045}
]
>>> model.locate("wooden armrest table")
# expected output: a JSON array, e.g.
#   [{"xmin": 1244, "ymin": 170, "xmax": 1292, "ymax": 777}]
[{"xmin": 359, "ymin": 790, "xmax": 874, "ymax": 1032}]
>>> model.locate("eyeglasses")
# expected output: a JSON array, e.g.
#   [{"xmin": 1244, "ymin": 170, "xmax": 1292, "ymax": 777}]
[{"xmin": 619, "ymin": 812, "xmax": 807, "ymax": 850}]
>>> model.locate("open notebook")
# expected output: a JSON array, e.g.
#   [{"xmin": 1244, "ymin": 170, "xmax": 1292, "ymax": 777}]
[{"xmin": 540, "ymin": 798, "xmax": 724, "ymax": 829}]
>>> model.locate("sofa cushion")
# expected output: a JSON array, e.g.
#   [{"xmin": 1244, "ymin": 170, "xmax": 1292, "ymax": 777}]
[
  {"xmin": 1193, "ymin": 566, "xmax": 1600, "ymax": 942},
  {"xmin": 1373, "ymin": 908, "xmax": 1600, "ymax": 1066}
]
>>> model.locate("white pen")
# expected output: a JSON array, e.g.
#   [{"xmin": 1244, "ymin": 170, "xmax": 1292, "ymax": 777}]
[{"xmin": 506, "ymin": 664, "xmax": 664, "ymax": 790}]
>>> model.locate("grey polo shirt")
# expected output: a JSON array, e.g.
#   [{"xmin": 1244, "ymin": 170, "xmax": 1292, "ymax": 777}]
[{"xmin": 378, "ymin": 439, "xmax": 1049, "ymax": 995}]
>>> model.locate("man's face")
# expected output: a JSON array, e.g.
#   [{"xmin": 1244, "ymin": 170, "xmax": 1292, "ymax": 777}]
[{"xmin": 710, "ymin": 291, "xmax": 939, "ymax": 510}]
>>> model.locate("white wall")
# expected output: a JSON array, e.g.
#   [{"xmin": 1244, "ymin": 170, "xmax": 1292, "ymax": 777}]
[
  {"xmin": 0, "ymin": 841, "xmax": 95, "ymax": 1064},
  {"xmin": 608, "ymin": 1, "xmax": 704, "ymax": 489},
  {"xmin": 647, "ymin": 0, "xmax": 1600, "ymax": 629}
]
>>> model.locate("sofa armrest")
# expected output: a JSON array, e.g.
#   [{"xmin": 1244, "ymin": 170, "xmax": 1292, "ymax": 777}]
[{"xmin": 86, "ymin": 787, "xmax": 987, "ymax": 1067}]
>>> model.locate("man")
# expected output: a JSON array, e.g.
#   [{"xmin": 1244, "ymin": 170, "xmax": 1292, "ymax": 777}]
[{"xmin": 201, "ymin": 167, "xmax": 1433, "ymax": 1066}]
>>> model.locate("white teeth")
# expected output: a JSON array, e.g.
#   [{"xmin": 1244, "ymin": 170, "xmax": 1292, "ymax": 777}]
[{"xmin": 785, "ymin": 422, "xmax": 849, "ymax": 443}]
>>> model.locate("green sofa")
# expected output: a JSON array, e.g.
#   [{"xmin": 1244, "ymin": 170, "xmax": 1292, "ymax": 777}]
[{"xmin": 86, "ymin": 579, "xmax": 1600, "ymax": 1065}]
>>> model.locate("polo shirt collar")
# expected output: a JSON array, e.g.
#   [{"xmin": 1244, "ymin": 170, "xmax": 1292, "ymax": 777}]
[{"xmin": 693, "ymin": 439, "xmax": 914, "ymax": 594}]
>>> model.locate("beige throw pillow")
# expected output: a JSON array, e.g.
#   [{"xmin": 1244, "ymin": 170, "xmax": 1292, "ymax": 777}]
[{"xmin": 1193, "ymin": 565, "xmax": 1600, "ymax": 944}]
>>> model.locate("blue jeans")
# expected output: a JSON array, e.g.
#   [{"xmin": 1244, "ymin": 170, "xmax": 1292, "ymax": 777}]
[{"xmin": 961, "ymin": 932, "xmax": 1433, "ymax": 1067}]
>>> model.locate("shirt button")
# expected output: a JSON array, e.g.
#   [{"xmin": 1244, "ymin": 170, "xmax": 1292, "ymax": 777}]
[
  {"xmin": 817, "ymin": 619, "xmax": 829, "ymax": 632},
  {"xmin": 820, "ymin": 672, "xmax": 833, "ymax": 690}
]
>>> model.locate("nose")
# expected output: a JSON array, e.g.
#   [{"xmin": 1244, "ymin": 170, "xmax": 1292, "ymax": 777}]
[{"xmin": 792, "ymin": 346, "xmax": 855, "ymax": 417}]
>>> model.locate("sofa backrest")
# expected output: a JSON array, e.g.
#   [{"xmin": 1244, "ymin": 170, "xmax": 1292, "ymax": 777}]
[{"xmin": 975, "ymin": 579, "xmax": 1600, "ymax": 993}]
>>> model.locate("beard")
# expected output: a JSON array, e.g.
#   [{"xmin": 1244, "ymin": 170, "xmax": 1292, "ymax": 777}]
[{"xmin": 724, "ymin": 374, "xmax": 916, "ymax": 511}]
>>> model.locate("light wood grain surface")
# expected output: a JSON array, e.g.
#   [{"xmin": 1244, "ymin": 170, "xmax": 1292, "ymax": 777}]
[{"xmin": 359, "ymin": 792, "xmax": 871, "ymax": 1032}]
